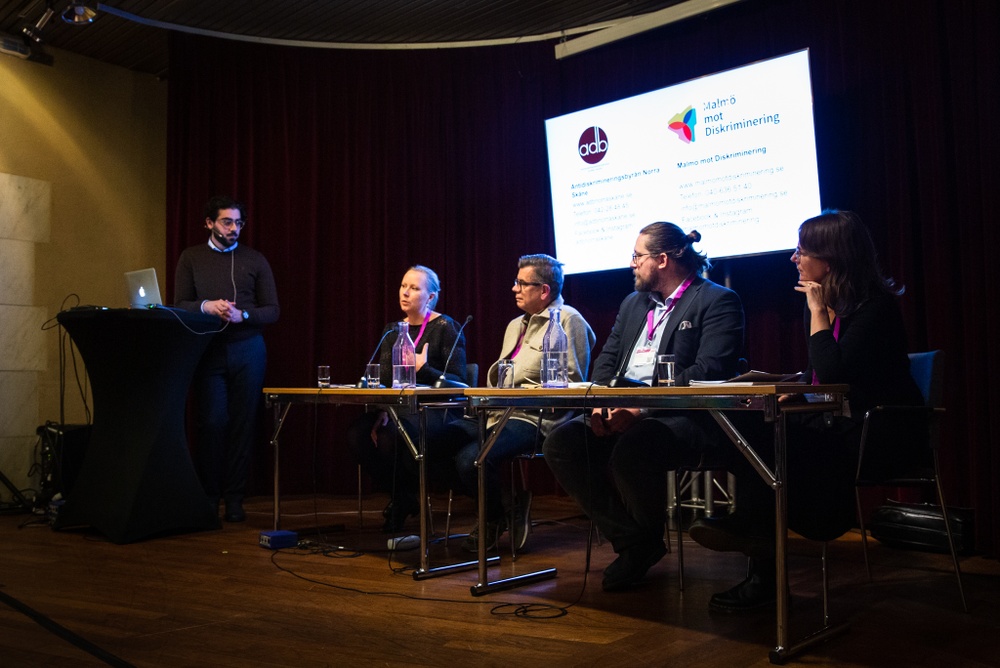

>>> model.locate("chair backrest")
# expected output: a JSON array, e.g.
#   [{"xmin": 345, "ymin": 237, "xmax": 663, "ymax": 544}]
[
  {"xmin": 466, "ymin": 362, "xmax": 479, "ymax": 387},
  {"xmin": 908, "ymin": 350, "xmax": 944, "ymax": 408}
]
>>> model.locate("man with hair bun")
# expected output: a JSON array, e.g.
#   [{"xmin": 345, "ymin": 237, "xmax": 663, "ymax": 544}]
[{"xmin": 544, "ymin": 221, "xmax": 745, "ymax": 592}]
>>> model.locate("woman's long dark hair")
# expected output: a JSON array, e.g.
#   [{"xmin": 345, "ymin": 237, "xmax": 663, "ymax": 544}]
[{"xmin": 798, "ymin": 210, "xmax": 901, "ymax": 317}]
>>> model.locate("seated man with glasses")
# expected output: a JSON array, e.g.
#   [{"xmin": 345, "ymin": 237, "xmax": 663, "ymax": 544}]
[
  {"xmin": 543, "ymin": 222, "xmax": 744, "ymax": 592},
  {"xmin": 443, "ymin": 254, "xmax": 596, "ymax": 552}
]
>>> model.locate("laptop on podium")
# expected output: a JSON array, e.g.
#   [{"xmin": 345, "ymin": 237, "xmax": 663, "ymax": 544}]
[{"xmin": 124, "ymin": 268, "xmax": 163, "ymax": 309}]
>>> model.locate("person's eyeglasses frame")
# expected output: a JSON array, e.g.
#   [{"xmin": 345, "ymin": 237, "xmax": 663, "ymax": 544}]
[
  {"xmin": 632, "ymin": 251, "xmax": 666, "ymax": 264},
  {"xmin": 216, "ymin": 217, "xmax": 246, "ymax": 230},
  {"xmin": 792, "ymin": 246, "xmax": 812, "ymax": 259},
  {"xmin": 513, "ymin": 279, "xmax": 544, "ymax": 290}
]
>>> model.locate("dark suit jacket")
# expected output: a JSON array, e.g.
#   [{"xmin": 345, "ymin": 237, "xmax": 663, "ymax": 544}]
[{"xmin": 592, "ymin": 276, "xmax": 745, "ymax": 386}]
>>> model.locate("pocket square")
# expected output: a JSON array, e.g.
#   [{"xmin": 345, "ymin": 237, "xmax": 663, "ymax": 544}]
[{"xmin": 678, "ymin": 320, "xmax": 693, "ymax": 330}]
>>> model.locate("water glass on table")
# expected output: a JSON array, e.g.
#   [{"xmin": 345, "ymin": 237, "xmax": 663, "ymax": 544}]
[
  {"xmin": 656, "ymin": 354, "xmax": 676, "ymax": 387},
  {"xmin": 317, "ymin": 365, "xmax": 331, "ymax": 388},
  {"xmin": 497, "ymin": 360, "xmax": 515, "ymax": 388},
  {"xmin": 365, "ymin": 363, "xmax": 381, "ymax": 388}
]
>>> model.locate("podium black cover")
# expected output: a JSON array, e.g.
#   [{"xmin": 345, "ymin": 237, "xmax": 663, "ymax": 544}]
[{"xmin": 54, "ymin": 308, "xmax": 223, "ymax": 543}]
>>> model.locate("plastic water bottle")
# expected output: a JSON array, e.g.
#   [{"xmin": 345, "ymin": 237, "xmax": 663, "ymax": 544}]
[
  {"xmin": 540, "ymin": 307, "xmax": 569, "ymax": 388},
  {"xmin": 392, "ymin": 321, "xmax": 417, "ymax": 388}
]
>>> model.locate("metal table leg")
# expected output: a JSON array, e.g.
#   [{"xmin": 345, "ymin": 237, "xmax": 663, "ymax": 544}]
[
  {"xmin": 470, "ymin": 407, "xmax": 556, "ymax": 596},
  {"xmin": 269, "ymin": 402, "xmax": 291, "ymax": 531},
  {"xmin": 711, "ymin": 407, "xmax": 849, "ymax": 664},
  {"xmin": 383, "ymin": 405, "xmax": 493, "ymax": 580}
]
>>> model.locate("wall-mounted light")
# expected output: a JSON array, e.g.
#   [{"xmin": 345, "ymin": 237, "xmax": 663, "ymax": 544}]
[
  {"xmin": 62, "ymin": 1, "xmax": 98, "ymax": 25},
  {"xmin": 22, "ymin": 5, "xmax": 55, "ymax": 43}
]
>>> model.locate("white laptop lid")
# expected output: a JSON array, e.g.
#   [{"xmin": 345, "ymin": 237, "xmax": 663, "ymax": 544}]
[{"xmin": 124, "ymin": 268, "xmax": 163, "ymax": 309}]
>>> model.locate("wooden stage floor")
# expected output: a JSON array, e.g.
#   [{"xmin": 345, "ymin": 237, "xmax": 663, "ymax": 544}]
[{"xmin": 1, "ymin": 494, "xmax": 998, "ymax": 667}]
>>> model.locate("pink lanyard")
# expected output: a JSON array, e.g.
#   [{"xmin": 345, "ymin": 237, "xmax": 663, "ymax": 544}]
[
  {"xmin": 646, "ymin": 275, "xmax": 694, "ymax": 343},
  {"xmin": 811, "ymin": 316, "xmax": 841, "ymax": 385},
  {"xmin": 412, "ymin": 311, "xmax": 431, "ymax": 348},
  {"xmin": 511, "ymin": 318, "xmax": 529, "ymax": 359}
]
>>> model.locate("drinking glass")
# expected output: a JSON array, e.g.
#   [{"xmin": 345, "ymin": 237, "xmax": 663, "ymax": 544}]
[
  {"xmin": 656, "ymin": 354, "xmax": 676, "ymax": 387},
  {"xmin": 497, "ymin": 360, "xmax": 515, "ymax": 388},
  {"xmin": 365, "ymin": 363, "xmax": 381, "ymax": 388}
]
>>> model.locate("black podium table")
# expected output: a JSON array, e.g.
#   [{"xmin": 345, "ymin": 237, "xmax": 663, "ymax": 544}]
[{"xmin": 54, "ymin": 308, "xmax": 222, "ymax": 543}]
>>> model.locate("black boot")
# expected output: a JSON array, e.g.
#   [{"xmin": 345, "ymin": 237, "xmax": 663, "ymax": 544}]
[{"xmin": 708, "ymin": 557, "xmax": 777, "ymax": 613}]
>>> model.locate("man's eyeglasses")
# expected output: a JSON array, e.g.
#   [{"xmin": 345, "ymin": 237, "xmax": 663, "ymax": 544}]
[
  {"xmin": 631, "ymin": 252, "xmax": 652, "ymax": 263},
  {"xmin": 513, "ymin": 279, "xmax": 544, "ymax": 290},
  {"xmin": 217, "ymin": 218, "xmax": 246, "ymax": 229}
]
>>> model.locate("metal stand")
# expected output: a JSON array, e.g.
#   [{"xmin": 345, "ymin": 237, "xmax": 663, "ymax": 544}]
[{"xmin": 0, "ymin": 468, "xmax": 32, "ymax": 514}]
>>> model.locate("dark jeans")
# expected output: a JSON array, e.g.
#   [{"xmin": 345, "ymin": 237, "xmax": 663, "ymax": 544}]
[
  {"xmin": 193, "ymin": 335, "xmax": 267, "ymax": 504},
  {"xmin": 346, "ymin": 407, "xmax": 461, "ymax": 504},
  {"xmin": 447, "ymin": 417, "xmax": 542, "ymax": 522},
  {"xmin": 543, "ymin": 411, "xmax": 728, "ymax": 553}
]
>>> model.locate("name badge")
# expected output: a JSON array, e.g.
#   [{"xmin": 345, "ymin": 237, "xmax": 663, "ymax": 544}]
[{"xmin": 634, "ymin": 347, "xmax": 656, "ymax": 366}]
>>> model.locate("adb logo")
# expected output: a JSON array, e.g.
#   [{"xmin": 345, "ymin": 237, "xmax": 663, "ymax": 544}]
[
  {"xmin": 578, "ymin": 126, "xmax": 609, "ymax": 164},
  {"xmin": 668, "ymin": 106, "xmax": 697, "ymax": 143}
]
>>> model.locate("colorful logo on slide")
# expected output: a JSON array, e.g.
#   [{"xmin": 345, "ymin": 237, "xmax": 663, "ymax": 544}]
[
  {"xmin": 668, "ymin": 106, "xmax": 697, "ymax": 143},
  {"xmin": 578, "ymin": 126, "xmax": 609, "ymax": 164}
]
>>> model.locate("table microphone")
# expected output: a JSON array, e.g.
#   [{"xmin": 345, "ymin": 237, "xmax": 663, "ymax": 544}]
[
  {"xmin": 608, "ymin": 306, "xmax": 653, "ymax": 388},
  {"xmin": 433, "ymin": 315, "xmax": 473, "ymax": 388},
  {"xmin": 357, "ymin": 327, "xmax": 394, "ymax": 388}
]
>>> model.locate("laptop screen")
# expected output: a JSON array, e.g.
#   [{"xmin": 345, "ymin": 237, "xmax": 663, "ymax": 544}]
[{"xmin": 124, "ymin": 268, "xmax": 163, "ymax": 309}]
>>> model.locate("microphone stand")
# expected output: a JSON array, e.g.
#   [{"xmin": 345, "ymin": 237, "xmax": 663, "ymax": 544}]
[
  {"xmin": 433, "ymin": 315, "xmax": 473, "ymax": 389},
  {"xmin": 609, "ymin": 304, "xmax": 654, "ymax": 388},
  {"xmin": 357, "ymin": 327, "xmax": 394, "ymax": 388}
]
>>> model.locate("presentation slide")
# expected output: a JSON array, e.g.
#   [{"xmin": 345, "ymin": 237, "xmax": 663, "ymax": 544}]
[{"xmin": 545, "ymin": 49, "xmax": 822, "ymax": 275}]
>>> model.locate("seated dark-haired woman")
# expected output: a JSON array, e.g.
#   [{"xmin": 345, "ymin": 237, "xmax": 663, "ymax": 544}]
[{"xmin": 689, "ymin": 210, "xmax": 924, "ymax": 613}]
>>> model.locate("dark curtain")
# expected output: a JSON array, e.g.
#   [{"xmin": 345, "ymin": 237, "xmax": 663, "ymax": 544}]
[{"xmin": 165, "ymin": 0, "xmax": 1000, "ymax": 556}]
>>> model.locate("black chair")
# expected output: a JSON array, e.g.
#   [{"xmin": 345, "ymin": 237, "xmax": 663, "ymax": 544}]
[{"xmin": 854, "ymin": 350, "xmax": 968, "ymax": 612}]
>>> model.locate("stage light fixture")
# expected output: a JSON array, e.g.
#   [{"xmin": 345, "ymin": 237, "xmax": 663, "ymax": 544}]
[
  {"xmin": 62, "ymin": 1, "xmax": 97, "ymax": 25},
  {"xmin": 22, "ymin": 6, "xmax": 55, "ymax": 43}
]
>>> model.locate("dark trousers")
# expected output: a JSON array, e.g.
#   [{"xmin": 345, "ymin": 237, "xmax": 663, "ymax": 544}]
[
  {"xmin": 448, "ymin": 417, "xmax": 542, "ymax": 522},
  {"xmin": 193, "ymin": 335, "xmax": 267, "ymax": 504},
  {"xmin": 346, "ymin": 407, "xmax": 461, "ymax": 504},
  {"xmin": 543, "ymin": 412, "xmax": 728, "ymax": 553}
]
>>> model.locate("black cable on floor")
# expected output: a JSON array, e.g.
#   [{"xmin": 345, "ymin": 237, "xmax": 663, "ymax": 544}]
[{"xmin": 0, "ymin": 586, "xmax": 135, "ymax": 668}]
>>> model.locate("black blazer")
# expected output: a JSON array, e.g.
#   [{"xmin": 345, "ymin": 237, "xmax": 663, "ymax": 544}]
[
  {"xmin": 592, "ymin": 276, "xmax": 745, "ymax": 386},
  {"xmin": 804, "ymin": 292, "xmax": 922, "ymax": 420}
]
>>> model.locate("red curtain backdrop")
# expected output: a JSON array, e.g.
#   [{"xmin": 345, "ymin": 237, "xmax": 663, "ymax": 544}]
[{"xmin": 165, "ymin": 0, "xmax": 999, "ymax": 556}]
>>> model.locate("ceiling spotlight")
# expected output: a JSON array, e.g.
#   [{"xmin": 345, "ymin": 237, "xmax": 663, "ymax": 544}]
[
  {"xmin": 62, "ymin": 2, "xmax": 97, "ymax": 25},
  {"xmin": 22, "ymin": 6, "xmax": 55, "ymax": 43}
]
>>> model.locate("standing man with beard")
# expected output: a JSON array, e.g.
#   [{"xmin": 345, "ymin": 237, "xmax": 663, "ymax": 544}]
[
  {"xmin": 543, "ymin": 222, "xmax": 744, "ymax": 591},
  {"xmin": 175, "ymin": 196, "xmax": 280, "ymax": 523}
]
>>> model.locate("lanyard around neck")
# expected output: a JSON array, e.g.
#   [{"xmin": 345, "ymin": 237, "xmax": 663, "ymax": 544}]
[
  {"xmin": 646, "ymin": 275, "xmax": 694, "ymax": 342},
  {"xmin": 411, "ymin": 310, "xmax": 431, "ymax": 348},
  {"xmin": 511, "ymin": 317, "xmax": 529, "ymax": 359}
]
